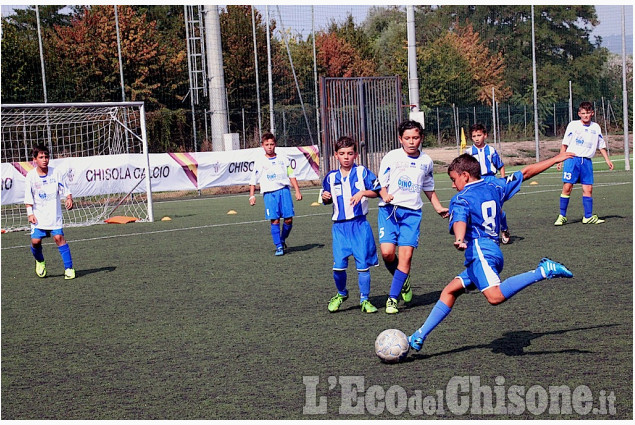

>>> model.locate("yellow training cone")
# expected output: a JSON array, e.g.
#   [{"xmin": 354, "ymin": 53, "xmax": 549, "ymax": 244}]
[
  {"xmin": 311, "ymin": 202, "xmax": 320, "ymax": 206},
  {"xmin": 530, "ymin": 181, "xmax": 539, "ymax": 185},
  {"xmin": 227, "ymin": 210, "xmax": 237, "ymax": 215},
  {"xmin": 161, "ymin": 216, "xmax": 172, "ymax": 221}
]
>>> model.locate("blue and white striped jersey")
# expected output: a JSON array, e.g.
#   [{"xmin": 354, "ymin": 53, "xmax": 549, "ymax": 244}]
[
  {"xmin": 323, "ymin": 164, "xmax": 380, "ymax": 222},
  {"xmin": 449, "ymin": 171, "xmax": 523, "ymax": 246},
  {"xmin": 468, "ymin": 144, "xmax": 504, "ymax": 177}
]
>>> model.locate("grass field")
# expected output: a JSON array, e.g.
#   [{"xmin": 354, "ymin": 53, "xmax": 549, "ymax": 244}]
[{"xmin": 1, "ymin": 160, "xmax": 632, "ymax": 419}]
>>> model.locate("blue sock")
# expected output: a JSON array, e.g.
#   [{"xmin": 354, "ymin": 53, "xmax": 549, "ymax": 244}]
[
  {"xmin": 559, "ymin": 195, "xmax": 570, "ymax": 216},
  {"xmin": 58, "ymin": 244, "xmax": 73, "ymax": 269},
  {"xmin": 384, "ymin": 258, "xmax": 399, "ymax": 275},
  {"xmin": 280, "ymin": 222, "xmax": 292, "ymax": 244},
  {"xmin": 500, "ymin": 210, "xmax": 508, "ymax": 231},
  {"xmin": 270, "ymin": 223, "xmax": 282, "ymax": 248},
  {"xmin": 499, "ymin": 268, "xmax": 544, "ymax": 299},
  {"xmin": 389, "ymin": 269, "xmax": 408, "ymax": 299},
  {"xmin": 413, "ymin": 300, "xmax": 452, "ymax": 341},
  {"xmin": 358, "ymin": 270, "xmax": 370, "ymax": 302},
  {"xmin": 582, "ymin": 196, "xmax": 593, "ymax": 218},
  {"xmin": 333, "ymin": 270, "xmax": 347, "ymax": 296},
  {"xmin": 31, "ymin": 245, "xmax": 44, "ymax": 262}
]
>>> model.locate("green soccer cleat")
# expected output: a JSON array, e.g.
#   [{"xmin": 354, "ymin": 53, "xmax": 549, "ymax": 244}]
[
  {"xmin": 35, "ymin": 260, "xmax": 47, "ymax": 278},
  {"xmin": 64, "ymin": 268, "xmax": 76, "ymax": 280},
  {"xmin": 554, "ymin": 214, "xmax": 567, "ymax": 226},
  {"xmin": 582, "ymin": 214, "xmax": 605, "ymax": 224},
  {"xmin": 385, "ymin": 297, "xmax": 399, "ymax": 314},
  {"xmin": 360, "ymin": 300, "xmax": 377, "ymax": 313},
  {"xmin": 400, "ymin": 275, "xmax": 413, "ymax": 303},
  {"xmin": 328, "ymin": 293, "xmax": 348, "ymax": 312}
]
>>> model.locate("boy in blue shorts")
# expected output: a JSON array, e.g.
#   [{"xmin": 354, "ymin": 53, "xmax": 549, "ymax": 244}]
[
  {"xmin": 408, "ymin": 151, "xmax": 575, "ymax": 352},
  {"xmin": 554, "ymin": 101, "xmax": 614, "ymax": 226},
  {"xmin": 322, "ymin": 136, "xmax": 381, "ymax": 313},
  {"xmin": 467, "ymin": 123, "xmax": 511, "ymax": 244},
  {"xmin": 249, "ymin": 132, "xmax": 303, "ymax": 256},
  {"xmin": 378, "ymin": 120, "xmax": 449, "ymax": 314},
  {"xmin": 24, "ymin": 144, "xmax": 75, "ymax": 279}
]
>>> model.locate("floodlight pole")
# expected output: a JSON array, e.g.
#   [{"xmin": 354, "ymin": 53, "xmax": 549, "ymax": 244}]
[
  {"xmin": 265, "ymin": 6, "xmax": 275, "ymax": 134},
  {"xmin": 531, "ymin": 5, "xmax": 540, "ymax": 162},
  {"xmin": 251, "ymin": 7, "xmax": 262, "ymax": 141},
  {"xmin": 406, "ymin": 6, "xmax": 419, "ymax": 113},
  {"xmin": 621, "ymin": 6, "xmax": 630, "ymax": 171}
]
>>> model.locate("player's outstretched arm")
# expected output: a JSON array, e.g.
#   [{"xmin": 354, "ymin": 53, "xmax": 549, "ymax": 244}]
[{"xmin": 521, "ymin": 152, "xmax": 575, "ymax": 181}]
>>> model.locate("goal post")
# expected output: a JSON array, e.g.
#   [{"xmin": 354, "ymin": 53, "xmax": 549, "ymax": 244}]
[{"xmin": 1, "ymin": 102, "xmax": 154, "ymax": 232}]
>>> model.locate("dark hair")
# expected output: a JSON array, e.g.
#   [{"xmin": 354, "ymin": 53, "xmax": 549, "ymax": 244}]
[
  {"xmin": 448, "ymin": 153, "xmax": 481, "ymax": 179},
  {"xmin": 469, "ymin": 123, "xmax": 487, "ymax": 135},
  {"xmin": 578, "ymin": 101, "xmax": 594, "ymax": 112},
  {"xmin": 261, "ymin": 132, "xmax": 276, "ymax": 143},
  {"xmin": 334, "ymin": 136, "xmax": 357, "ymax": 152},
  {"xmin": 398, "ymin": 120, "xmax": 424, "ymax": 137},
  {"xmin": 31, "ymin": 144, "xmax": 49, "ymax": 159}
]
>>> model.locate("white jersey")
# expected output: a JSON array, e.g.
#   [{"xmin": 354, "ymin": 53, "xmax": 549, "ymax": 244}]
[
  {"xmin": 249, "ymin": 152, "xmax": 296, "ymax": 194},
  {"xmin": 378, "ymin": 148, "xmax": 436, "ymax": 210},
  {"xmin": 24, "ymin": 166, "xmax": 70, "ymax": 230},
  {"xmin": 562, "ymin": 120, "xmax": 605, "ymax": 158}
]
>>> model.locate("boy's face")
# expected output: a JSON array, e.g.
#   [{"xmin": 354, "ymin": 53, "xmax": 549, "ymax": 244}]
[
  {"xmin": 449, "ymin": 170, "xmax": 470, "ymax": 192},
  {"xmin": 34, "ymin": 151, "xmax": 49, "ymax": 169},
  {"xmin": 261, "ymin": 138, "xmax": 276, "ymax": 157},
  {"xmin": 335, "ymin": 145, "xmax": 357, "ymax": 169},
  {"xmin": 471, "ymin": 130, "xmax": 487, "ymax": 147},
  {"xmin": 398, "ymin": 128, "xmax": 422, "ymax": 156},
  {"xmin": 578, "ymin": 108, "xmax": 594, "ymax": 125}
]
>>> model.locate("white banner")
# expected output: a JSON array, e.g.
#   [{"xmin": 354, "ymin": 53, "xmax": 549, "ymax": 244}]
[{"xmin": 1, "ymin": 145, "xmax": 320, "ymax": 206}]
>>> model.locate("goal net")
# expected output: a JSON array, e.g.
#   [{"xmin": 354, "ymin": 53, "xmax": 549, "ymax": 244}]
[{"xmin": 1, "ymin": 102, "xmax": 154, "ymax": 232}]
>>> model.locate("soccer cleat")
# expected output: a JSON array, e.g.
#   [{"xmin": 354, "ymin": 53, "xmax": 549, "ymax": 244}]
[
  {"xmin": 35, "ymin": 260, "xmax": 47, "ymax": 278},
  {"xmin": 385, "ymin": 297, "xmax": 399, "ymax": 314},
  {"xmin": 400, "ymin": 275, "xmax": 413, "ymax": 303},
  {"xmin": 408, "ymin": 334, "xmax": 424, "ymax": 351},
  {"xmin": 328, "ymin": 293, "xmax": 348, "ymax": 312},
  {"xmin": 501, "ymin": 229, "xmax": 511, "ymax": 244},
  {"xmin": 275, "ymin": 246, "xmax": 285, "ymax": 256},
  {"xmin": 582, "ymin": 214, "xmax": 605, "ymax": 224},
  {"xmin": 360, "ymin": 300, "xmax": 377, "ymax": 313},
  {"xmin": 538, "ymin": 258, "xmax": 573, "ymax": 279},
  {"xmin": 64, "ymin": 268, "xmax": 76, "ymax": 280},
  {"xmin": 554, "ymin": 214, "xmax": 568, "ymax": 226}
]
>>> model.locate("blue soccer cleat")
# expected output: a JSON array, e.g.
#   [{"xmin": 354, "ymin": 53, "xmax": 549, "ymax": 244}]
[
  {"xmin": 408, "ymin": 333, "xmax": 424, "ymax": 351},
  {"xmin": 275, "ymin": 246, "xmax": 285, "ymax": 256},
  {"xmin": 538, "ymin": 257, "xmax": 573, "ymax": 279}
]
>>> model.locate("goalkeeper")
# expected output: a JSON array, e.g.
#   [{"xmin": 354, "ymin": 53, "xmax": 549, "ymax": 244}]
[
  {"xmin": 408, "ymin": 151, "xmax": 575, "ymax": 352},
  {"xmin": 24, "ymin": 144, "xmax": 75, "ymax": 280},
  {"xmin": 249, "ymin": 132, "xmax": 302, "ymax": 256}
]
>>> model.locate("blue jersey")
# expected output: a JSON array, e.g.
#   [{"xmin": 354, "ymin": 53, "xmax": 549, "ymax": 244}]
[
  {"xmin": 449, "ymin": 171, "xmax": 523, "ymax": 251},
  {"xmin": 323, "ymin": 164, "xmax": 380, "ymax": 222},
  {"xmin": 468, "ymin": 144, "xmax": 504, "ymax": 177}
]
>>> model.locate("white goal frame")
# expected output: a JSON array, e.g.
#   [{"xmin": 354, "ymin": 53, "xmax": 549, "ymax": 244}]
[{"xmin": 1, "ymin": 102, "xmax": 154, "ymax": 232}]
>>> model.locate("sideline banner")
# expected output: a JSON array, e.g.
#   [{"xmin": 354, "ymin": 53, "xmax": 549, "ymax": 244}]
[{"xmin": 1, "ymin": 145, "xmax": 320, "ymax": 206}]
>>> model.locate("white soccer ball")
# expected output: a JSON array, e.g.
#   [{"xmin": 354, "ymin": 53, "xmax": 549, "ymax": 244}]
[{"xmin": 375, "ymin": 328, "xmax": 410, "ymax": 363}]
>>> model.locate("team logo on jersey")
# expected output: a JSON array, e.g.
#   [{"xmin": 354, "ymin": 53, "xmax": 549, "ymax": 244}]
[
  {"xmin": 397, "ymin": 175, "xmax": 421, "ymax": 192},
  {"xmin": 66, "ymin": 168, "xmax": 75, "ymax": 183},
  {"xmin": 267, "ymin": 172, "xmax": 277, "ymax": 180}
]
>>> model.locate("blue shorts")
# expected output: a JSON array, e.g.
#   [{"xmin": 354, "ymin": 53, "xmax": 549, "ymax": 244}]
[
  {"xmin": 332, "ymin": 216, "xmax": 378, "ymax": 271},
  {"xmin": 31, "ymin": 227, "xmax": 64, "ymax": 240},
  {"xmin": 263, "ymin": 187, "xmax": 295, "ymax": 220},
  {"xmin": 377, "ymin": 205, "xmax": 421, "ymax": 247},
  {"xmin": 562, "ymin": 157, "xmax": 594, "ymax": 185},
  {"xmin": 457, "ymin": 238, "xmax": 504, "ymax": 292}
]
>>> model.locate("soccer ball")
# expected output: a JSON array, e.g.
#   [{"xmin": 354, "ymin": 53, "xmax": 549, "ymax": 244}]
[{"xmin": 375, "ymin": 329, "xmax": 410, "ymax": 363}]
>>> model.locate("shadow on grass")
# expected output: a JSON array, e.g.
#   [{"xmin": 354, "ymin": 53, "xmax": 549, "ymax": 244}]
[
  {"xmin": 561, "ymin": 214, "xmax": 624, "ymax": 225},
  {"xmin": 405, "ymin": 324, "xmax": 618, "ymax": 361},
  {"xmin": 75, "ymin": 266, "xmax": 117, "ymax": 278},
  {"xmin": 285, "ymin": 243, "xmax": 325, "ymax": 253},
  {"xmin": 333, "ymin": 290, "xmax": 443, "ymax": 313}
]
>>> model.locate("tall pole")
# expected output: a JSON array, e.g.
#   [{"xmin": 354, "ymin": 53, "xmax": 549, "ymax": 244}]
[
  {"xmin": 621, "ymin": 6, "xmax": 630, "ymax": 171},
  {"xmin": 312, "ymin": 6, "xmax": 321, "ymax": 147},
  {"xmin": 114, "ymin": 6, "xmax": 126, "ymax": 101},
  {"xmin": 204, "ymin": 5, "xmax": 229, "ymax": 151},
  {"xmin": 491, "ymin": 87, "xmax": 497, "ymax": 149},
  {"xmin": 531, "ymin": 5, "xmax": 540, "ymax": 162},
  {"xmin": 251, "ymin": 7, "xmax": 262, "ymax": 141},
  {"xmin": 184, "ymin": 6, "xmax": 198, "ymax": 152},
  {"xmin": 265, "ymin": 6, "xmax": 275, "ymax": 134},
  {"xmin": 406, "ymin": 5, "xmax": 419, "ymax": 113},
  {"xmin": 35, "ymin": 6, "xmax": 52, "ymax": 151}
]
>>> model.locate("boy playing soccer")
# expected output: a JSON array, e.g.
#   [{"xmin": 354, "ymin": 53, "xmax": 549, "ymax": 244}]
[
  {"xmin": 24, "ymin": 144, "xmax": 75, "ymax": 279},
  {"xmin": 378, "ymin": 120, "xmax": 449, "ymax": 314},
  {"xmin": 467, "ymin": 123, "xmax": 511, "ymax": 244},
  {"xmin": 554, "ymin": 101, "xmax": 614, "ymax": 226},
  {"xmin": 407, "ymin": 151, "xmax": 575, "ymax": 352},
  {"xmin": 249, "ymin": 132, "xmax": 303, "ymax": 256},
  {"xmin": 322, "ymin": 137, "xmax": 381, "ymax": 313}
]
